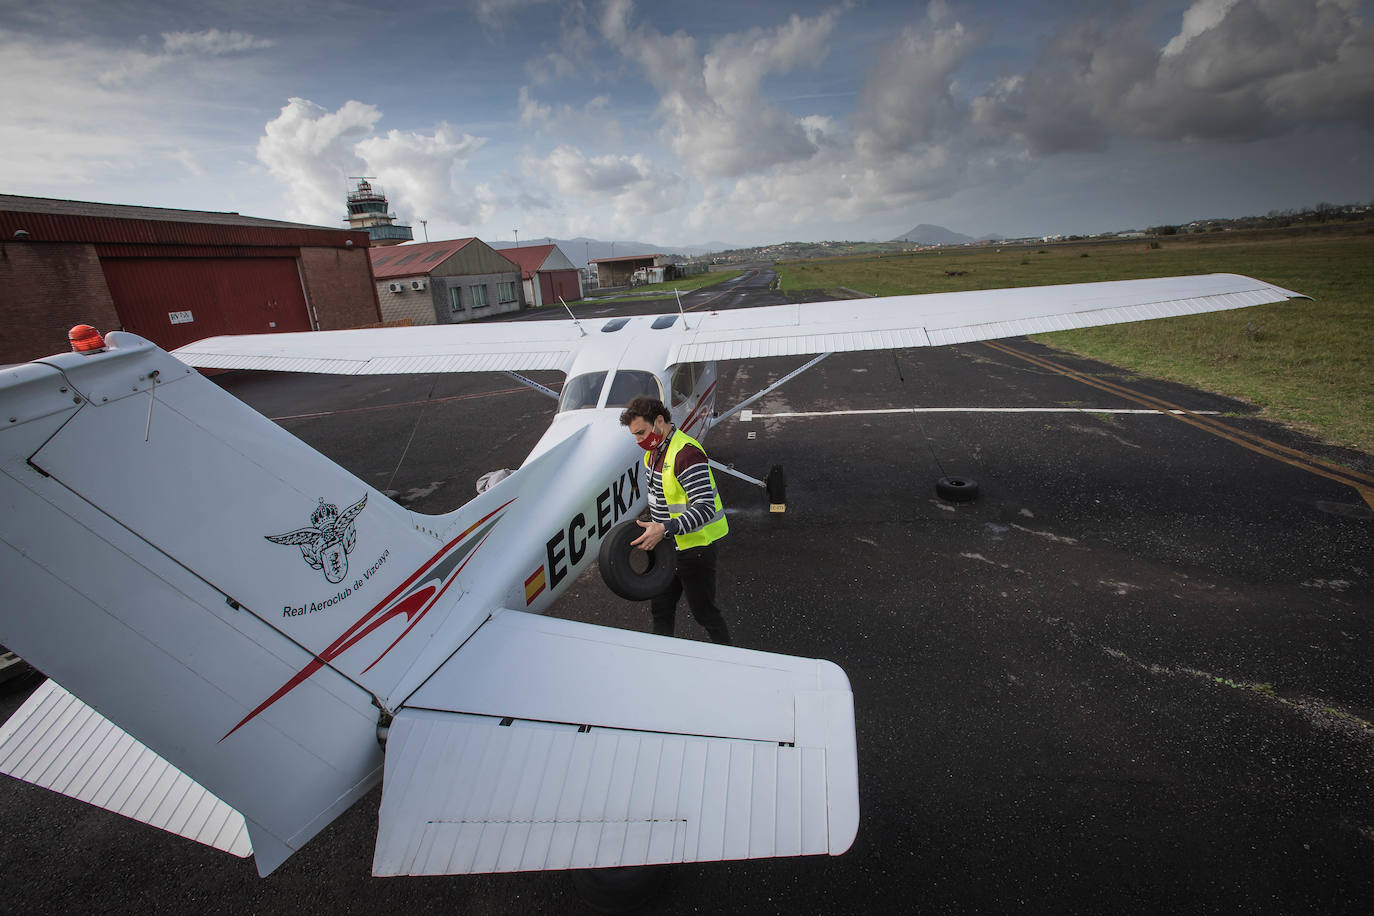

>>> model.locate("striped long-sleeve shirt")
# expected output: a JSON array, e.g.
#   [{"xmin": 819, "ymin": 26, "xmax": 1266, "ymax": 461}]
[{"xmin": 647, "ymin": 430, "xmax": 719, "ymax": 537}]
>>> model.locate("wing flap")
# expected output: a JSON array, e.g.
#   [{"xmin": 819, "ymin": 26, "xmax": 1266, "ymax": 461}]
[{"xmin": 0, "ymin": 679, "xmax": 252, "ymax": 857}]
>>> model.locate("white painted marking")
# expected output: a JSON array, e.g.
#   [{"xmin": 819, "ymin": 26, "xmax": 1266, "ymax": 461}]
[
  {"xmin": 746, "ymin": 407, "xmax": 1220, "ymax": 419},
  {"xmin": 740, "ymin": 409, "xmax": 754, "ymax": 422}
]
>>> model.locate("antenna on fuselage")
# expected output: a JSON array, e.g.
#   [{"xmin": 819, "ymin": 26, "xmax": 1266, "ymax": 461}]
[
  {"xmin": 674, "ymin": 288, "xmax": 692, "ymax": 330},
  {"xmin": 559, "ymin": 296, "xmax": 586, "ymax": 336}
]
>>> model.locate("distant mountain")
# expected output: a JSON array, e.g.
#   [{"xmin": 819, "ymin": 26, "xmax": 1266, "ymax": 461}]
[
  {"xmin": 890, "ymin": 223, "xmax": 1003, "ymax": 246},
  {"xmin": 491, "ymin": 237, "xmax": 734, "ymax": 268}
]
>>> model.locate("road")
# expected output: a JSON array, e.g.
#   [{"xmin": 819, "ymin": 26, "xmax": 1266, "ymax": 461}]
[{"xmin": 4, "ymin": 273, "xmax": 1373, "ymax": 914}]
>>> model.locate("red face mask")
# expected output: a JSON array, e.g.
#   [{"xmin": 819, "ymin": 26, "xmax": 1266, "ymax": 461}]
[{"xmin": 636, "ymin": 424, "xmax": 665, "ymax": 451}]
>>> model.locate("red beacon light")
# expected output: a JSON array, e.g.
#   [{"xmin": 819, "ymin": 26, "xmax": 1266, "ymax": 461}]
[{"xmin": 68, "ymin": 325, "xmax": 106, "ymax": 353}]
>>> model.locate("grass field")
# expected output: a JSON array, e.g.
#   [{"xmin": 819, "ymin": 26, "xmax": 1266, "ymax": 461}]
[{"xmin": 774, "ymin": 228, "xmax": 1374, "ymax": 454}]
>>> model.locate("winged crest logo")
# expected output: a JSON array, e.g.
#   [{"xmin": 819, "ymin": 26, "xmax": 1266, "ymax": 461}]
[{"xmin": 266, "ymin": 495, "xmax": 368, "ymax": 584}]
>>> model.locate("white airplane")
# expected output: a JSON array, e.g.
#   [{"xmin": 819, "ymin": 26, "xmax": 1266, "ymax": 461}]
[{"xmin": 0, "ymin": 273, "xmax": 1303, "ymax": 885}]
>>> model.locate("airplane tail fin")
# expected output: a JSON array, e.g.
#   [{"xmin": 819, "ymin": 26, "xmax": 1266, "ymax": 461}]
[{"xmin": 0, "ymin": 332, "xmax": 503, "ymax": 873}]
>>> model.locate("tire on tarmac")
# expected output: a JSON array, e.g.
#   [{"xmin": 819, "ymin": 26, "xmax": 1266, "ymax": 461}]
[
  {"xmin": 935, "ymin": 475, "xmax": 979, "ymax": 503},
  {"xmin": 597, "ymin": 519, "xmax": 676, "ymax": 600}
]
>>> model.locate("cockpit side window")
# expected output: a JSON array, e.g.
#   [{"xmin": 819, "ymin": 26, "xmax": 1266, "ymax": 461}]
[
  {"xmin": 669, "ymin": 363, "xmax": 695, "ymax": 406},
  {"xmin": 605, "ymin": 370, "xmax": 663, "ymax": 408},
  {"xmin": 557, "ymin": 371, "xmax": 608, "ymax": 412}
]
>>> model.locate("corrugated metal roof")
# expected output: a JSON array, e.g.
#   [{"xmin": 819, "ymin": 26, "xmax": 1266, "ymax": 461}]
[
  {"xmin": 0, "ymin": 194, "xmax": 367, "ymax": 249},
  {"xmin": 369, "ymin": 238, "xmax": 478, "ymax": 278},
  {"xmin": 493, "ymin": 243, "xmax": 555, "ymax": 279}
]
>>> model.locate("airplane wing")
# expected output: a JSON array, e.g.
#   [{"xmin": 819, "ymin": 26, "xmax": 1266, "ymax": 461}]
[
  {"xmin": 373, "ymin": 610, "xmax": 858, "ymax": 874},
  {"xmin": 172, "ymin": 273, "xmax": 1305, "ymax": 375},
  {"xmin": 173, "ymin": 319, "xmax": 583, "ymax": 374},
  {"xmin": 668, "ymin": 273, "xmax": 1307, "ymax": 362}
]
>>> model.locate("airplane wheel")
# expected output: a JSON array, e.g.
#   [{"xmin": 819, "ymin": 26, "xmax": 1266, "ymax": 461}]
[
  {"xmin": 598, "ymin": 519, "xmax": 676, "ymax": 600},
  {"xmin": 765, "ymin": 464, "xmax": 786, "ymax": 510},
  {"xmin": 570, "ymin": 865, "xmax": 671, "ymax": 912},
  {"xmin": 935, "ymin": 475, "xmax": 979, "ymax": 503}
]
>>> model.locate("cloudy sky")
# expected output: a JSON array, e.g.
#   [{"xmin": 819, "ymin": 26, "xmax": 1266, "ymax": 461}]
[{"xmin": 3, "ymin": 0, "xmax": 1371, "ymax": 247}]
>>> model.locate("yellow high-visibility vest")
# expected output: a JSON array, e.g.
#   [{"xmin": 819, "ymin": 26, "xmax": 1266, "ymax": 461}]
[{"xmin": 644, "ymin": 429, "xmax": 728, "ymax": 549}]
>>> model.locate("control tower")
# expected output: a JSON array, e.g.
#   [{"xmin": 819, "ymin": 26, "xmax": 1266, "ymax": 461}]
[{"xmin": 344, "ymin": 177, "xmax": 412, "ymax": 246}]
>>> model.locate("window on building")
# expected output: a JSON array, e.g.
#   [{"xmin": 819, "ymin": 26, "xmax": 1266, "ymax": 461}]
[
  {"xmin": 471, "ymin": 284, "xmax": 489, "ymax": 308},
  {"xmin": 498, "ymin": 281, "xmax": 516, "ymax": 302},
  {"xmin": 450, "ymin": 287, "xmax": 468, "ymax": 312}
]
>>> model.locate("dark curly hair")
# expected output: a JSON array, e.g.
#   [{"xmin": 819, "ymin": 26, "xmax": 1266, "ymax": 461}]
[{"xmin": 619, "ymin": 395, "xmax": 671, "ymax": 427}]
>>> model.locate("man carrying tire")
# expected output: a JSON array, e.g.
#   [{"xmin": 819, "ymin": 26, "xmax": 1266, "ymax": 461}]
[{"xmin": 619, "ymin": 395, "xmax": 732, "ymax": 645}]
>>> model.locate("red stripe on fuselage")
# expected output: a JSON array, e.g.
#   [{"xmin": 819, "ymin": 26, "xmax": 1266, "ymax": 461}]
[{"xmin": 221, "ymin": 498, "xmax": 516, "ymax": 740}]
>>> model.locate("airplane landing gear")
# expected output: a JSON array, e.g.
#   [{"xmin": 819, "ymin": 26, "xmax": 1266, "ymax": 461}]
[
  {"xmin": 765, "ymin": 464, "xmax": 786, "ymax": 512},
  {"xmin": 709, "ymin": 460, "xmax": 787, "ymax": 513}
]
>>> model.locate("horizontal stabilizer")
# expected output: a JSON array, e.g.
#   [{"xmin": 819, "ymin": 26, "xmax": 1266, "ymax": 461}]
[
  {"xmin": 375, "ymin": 710, "xmax": 841, "ymax": 875},
  {"xmin": 0, "ymin": 680, "xmax": 251, "ymax": 857},
  {"xmin": 374, "ymin": 611, "xmax": 858, "ymax": 875}
]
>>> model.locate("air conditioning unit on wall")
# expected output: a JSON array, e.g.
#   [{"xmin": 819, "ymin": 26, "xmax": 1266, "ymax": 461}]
[
  {"xmin": 387, "ymin": 282, "xmax": 403, "ymax": 293},
  {"xmin": 410, "ymin": 279, "xmax": 427, "ymax": 291}
]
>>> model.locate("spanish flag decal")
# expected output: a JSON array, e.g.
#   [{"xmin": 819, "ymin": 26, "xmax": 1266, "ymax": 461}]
[{"xmin": 524, "ymin": 566, "xmax": 546, "ymax": 605}]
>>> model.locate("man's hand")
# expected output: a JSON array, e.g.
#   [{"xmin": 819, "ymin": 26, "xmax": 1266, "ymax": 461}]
[{"xmin": 631, "ymin": 520, "xmax": 666, "ymax": 550}]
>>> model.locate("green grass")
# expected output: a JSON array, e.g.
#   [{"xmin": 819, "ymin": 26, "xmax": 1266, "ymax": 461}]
[
  {"xmin": 576, "ymin": 269, "xmax": 745, "ymax": 303},
  {"xmin": 775, "ymin": 230, "xmax": 1374, "ymax": 453}
]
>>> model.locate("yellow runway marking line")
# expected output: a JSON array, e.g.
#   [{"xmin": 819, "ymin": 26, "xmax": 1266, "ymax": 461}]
[{"xmin": 982, "ymin": 341, "xmax": 1374, "ymax": 502}]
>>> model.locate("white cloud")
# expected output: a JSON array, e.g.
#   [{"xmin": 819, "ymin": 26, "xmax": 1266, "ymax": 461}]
[
  {"xmin": 355, "ymin": 123, "xmax": 488, "ymax": 225},
  {"xmin": 256, "ymin": 99, "xmax": 492, "ymax": 230},
  {"xmin": 162, "ymin": 29, "xmax": 275, "ymax": 56},
  {"xmin": 99, "ymin": 28, "xmax": 274, "ymax": 86},
  {"xmin": 852, "ymin": 2, "xmax": 979, "ymax": 156},
  {"xmin": 971, "ymin": 0, "xmax": 1374, "ymax": 150},
  {"xmin": 169, "ymin": 147, "xmax": 208, "ymax": 177},
  {"xmin": 1163, "ymin": 0, "xmax": 1241, "ymax": 57},
  {"xmin": 519, "ymin": 144, "xmax": 685, "ymax": 238},
  {"xmin": 0, "ymin": 28, "xmax": 236, "ymax": 189},
  {"xmin": 469, "ymin": 0, "xmax": 549, "ymax": 28},
  {"xmin": 255, "ymin": 98, "xmax": 381, "ymax": 224},
  {"xmin": 600, "ymin": 1, "xmax": 843, "ymax": 179}
]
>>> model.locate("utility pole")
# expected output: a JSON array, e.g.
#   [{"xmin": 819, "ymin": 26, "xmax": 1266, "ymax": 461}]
[{"xmin": 419, "ymin": 219, "xmax": 428, "ymax": 242}]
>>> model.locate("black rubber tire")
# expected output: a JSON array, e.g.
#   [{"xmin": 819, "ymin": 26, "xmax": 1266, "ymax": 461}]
[
  {"xmin": 597, "ymin": 519, "xmax": 676, "ymax": 600},
  {"xmin": 765, "ymin": 464, "xmax": 786, "ymax": 506},
  {"xmin": 570, "ymin": 865, "xmax": 671, "ymax": 912},
  {"xmin": 935, "ymin": 475, "xmax": 979, "ymax": 503}
]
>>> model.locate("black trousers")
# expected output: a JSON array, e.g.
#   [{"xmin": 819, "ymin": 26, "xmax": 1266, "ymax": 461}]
[{"xmin": 650, "ymin": 540, "xmax": 732, "ymax": 645}]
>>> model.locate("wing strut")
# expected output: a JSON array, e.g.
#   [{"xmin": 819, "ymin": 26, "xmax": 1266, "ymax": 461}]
[
  {"xmin": 501, "ymin": 370, "xmax": 560, "ymax": 400},
  {"xmin": 708, "ymin": 352, "xmax": 832, "ymax": 431}
]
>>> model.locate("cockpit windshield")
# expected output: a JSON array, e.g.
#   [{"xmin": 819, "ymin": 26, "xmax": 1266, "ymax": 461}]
[
  {"xmin": 557, "ymin": 371, "xmax": 607, "ymax": 412},
  {"xmin": 605, "ymin": 370, "xmax": 662, "ymax": 408}
]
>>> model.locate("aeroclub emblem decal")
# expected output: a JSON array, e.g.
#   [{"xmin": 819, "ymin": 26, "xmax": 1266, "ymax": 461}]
[{"xmin": 266, "ymin": 495, "xmax": 368, "ymax": 584}]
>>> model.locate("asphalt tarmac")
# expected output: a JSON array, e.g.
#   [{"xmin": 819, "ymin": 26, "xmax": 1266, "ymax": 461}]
[{"xmin": 3, "ymin": 271, "xmax": 1372, "ymax": 914}]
